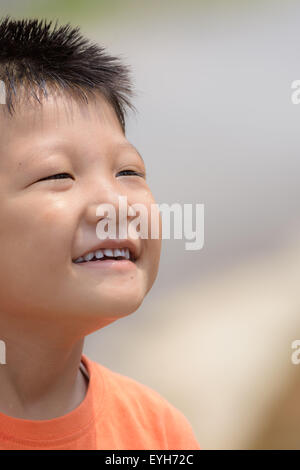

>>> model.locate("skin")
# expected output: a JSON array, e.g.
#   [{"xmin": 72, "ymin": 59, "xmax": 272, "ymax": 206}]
[{"xmin": 0, "ymin": 91, "xmax": 162, "ymax": 419}]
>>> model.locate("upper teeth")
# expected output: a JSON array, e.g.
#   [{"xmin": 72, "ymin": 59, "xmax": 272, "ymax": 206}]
[{"xmin": 74, "ymin": 248, "xmax": 131, "ymax": 263}]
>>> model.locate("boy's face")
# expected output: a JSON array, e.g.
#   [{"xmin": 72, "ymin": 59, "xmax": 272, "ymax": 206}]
[{"xmin": 0, "ymin": 93, "xmax": 161, "ymax": 337}]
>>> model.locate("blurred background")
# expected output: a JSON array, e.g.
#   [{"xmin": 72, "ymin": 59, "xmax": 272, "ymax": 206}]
[{"xmin": 2, "ymin": 0, "xmax": 300, "ymax": 449}]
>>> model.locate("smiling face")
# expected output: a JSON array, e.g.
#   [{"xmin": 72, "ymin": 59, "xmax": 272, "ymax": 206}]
[{"xmin": 0, "ymin": 92, "xmax": 161, "ymax": 338}]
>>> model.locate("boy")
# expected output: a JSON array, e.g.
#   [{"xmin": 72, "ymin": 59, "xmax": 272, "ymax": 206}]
[{"xmin": 0, "ymin": 17, "xmax": 200, "ymax": 450}]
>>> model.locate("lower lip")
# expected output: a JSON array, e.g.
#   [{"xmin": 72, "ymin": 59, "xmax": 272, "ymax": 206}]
[{"xmin": 73, "ymin": 259, "xmax": 137, "ymax": 271}]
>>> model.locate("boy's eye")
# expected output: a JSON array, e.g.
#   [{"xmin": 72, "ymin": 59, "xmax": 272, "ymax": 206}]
[
  {"xmin": 37, "ymin": 170, "xmax": 145, "ymax": 182},
  {"xmin": 117, "ymin": 170, "xmax": 145, "ymax": 177},
  {"xmin": 38, "ymin": 173, "xmax": 74, "ymax": 181}
]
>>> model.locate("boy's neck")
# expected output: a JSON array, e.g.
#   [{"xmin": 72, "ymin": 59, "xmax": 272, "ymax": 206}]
[{"xmin": 0, "ymin": 336, "xmax": 88, "ymax": 420}]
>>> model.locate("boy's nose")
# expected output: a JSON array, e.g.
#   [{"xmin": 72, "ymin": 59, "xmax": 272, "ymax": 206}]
[{"xmin": 83, "ymin": 182, "xmax": 129, "ymax": 228}]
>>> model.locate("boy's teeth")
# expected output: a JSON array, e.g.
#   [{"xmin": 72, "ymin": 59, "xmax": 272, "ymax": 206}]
[
  {"xmin": 84, "ymin": 252, "xmax": 94, "ymax": 261},
  {"xmin": 74, "ymin": 247, "xmax": 132, "ymax": 263}
]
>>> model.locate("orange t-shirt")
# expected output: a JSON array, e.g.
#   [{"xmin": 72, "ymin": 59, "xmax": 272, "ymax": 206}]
[{"xmin": 0, "ymin": 354, "xmax": 200, "ymax": 450}]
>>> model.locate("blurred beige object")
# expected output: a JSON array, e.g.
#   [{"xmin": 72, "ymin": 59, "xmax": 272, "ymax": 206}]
[{"xmin": 114, "ymin": 227, "xmax": 300, "ymax": 449}]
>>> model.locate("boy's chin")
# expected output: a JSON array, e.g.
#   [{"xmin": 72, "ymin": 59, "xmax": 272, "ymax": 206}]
[
  {"xmin": 77, "ymin": 291, "xmax": 145, "ymax": 321},
  {"xmin": 100, "ymin": 296, "xmax": 144, "ymax": 317},
  {"xmin": 71, "ymin": 297, "xmax": 144, "ymax": 336}
]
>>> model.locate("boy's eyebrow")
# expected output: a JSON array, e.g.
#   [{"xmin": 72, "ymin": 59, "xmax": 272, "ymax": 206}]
[
  {"xmin": 116, "ymin": 142, "xmax": 144, "ymax": 165},
  {"xmin": 16, "ymin": 141, "xmax": 145, "ymax": 172}
]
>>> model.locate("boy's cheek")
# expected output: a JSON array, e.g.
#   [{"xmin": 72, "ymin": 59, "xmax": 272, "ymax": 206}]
[{"xmin": 141, "ymin": 238, "xmax": 161, "ymax": 294}]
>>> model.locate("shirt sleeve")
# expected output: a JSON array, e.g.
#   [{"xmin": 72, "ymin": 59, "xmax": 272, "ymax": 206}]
[{"xmin": 162, "ymin": 401, "xmax": 201, "ymax": 450}]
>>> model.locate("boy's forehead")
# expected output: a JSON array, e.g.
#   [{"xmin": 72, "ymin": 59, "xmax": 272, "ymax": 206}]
[
  {"xmin": 0, "ymin": 92, "xmax": 121, "ymax": 155},
  {"xmin": 0, "ymin": 91, "xmax": 121, "ymax": 134},
  {"xmin": 0, "ymin": 92, "xmax": 143, "ymax": 169}
]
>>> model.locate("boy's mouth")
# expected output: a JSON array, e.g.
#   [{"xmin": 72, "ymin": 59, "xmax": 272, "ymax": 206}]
[
  {"xmin": 72, "ymin": 247, "xmax": 136, "ymax": 264},
  {"xmin": 72, "ymin": 247, "xmax": 138, "ymax": 273}
]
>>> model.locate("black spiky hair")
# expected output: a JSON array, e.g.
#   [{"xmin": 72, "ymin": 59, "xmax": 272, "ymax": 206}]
[{"xmin": 0, "ymin": 16, "xmax": 137, "ymax": 132}]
